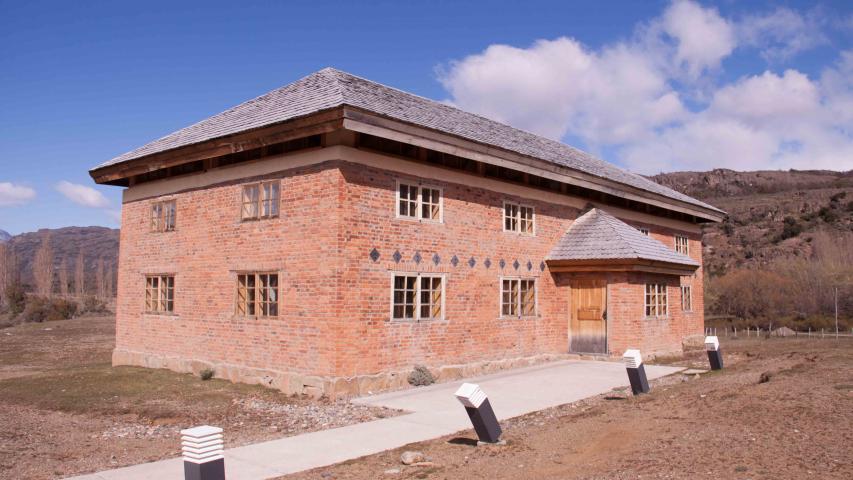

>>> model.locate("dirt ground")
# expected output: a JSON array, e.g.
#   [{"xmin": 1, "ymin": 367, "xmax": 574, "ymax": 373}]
[
  {"xmin": 0, "ymin": 315, "xmax": 396, "ymax": 480},
  {"xmin": 284, "ymin": 337, "xmax": 853, "ymax": 480}
]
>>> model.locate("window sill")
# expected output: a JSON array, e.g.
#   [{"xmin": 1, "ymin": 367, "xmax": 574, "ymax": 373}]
[
  {"xmin": 498, "ymin": 315, "xmax": 539, "ymax": 320},
  {"xmin": 388, "ymin": 317, "xmax": 446, "ymax": 323},
  {"xmin": 502, "ymin": 230, "xmax": 535, "ymax": 237},
  {"xmin": 143, "ymin": 312, "xmax": 177, "ymax": 317},
  {"xmin": 240, "ymin": 216, "xmax": 279, "ymax": 223},
  {"xmin": 394, "ymin": 215, "xmax": 443, "ymax": 225}
]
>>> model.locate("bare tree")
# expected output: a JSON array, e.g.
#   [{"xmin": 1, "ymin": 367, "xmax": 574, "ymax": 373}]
[
  {"xmin": 96, "ymin": 256, "xmax": 105, "ymax": 299},
  {"xmin": 105, "ymin": 262, "xmax": 114, "ymax": 299},
  {"xmin": 58, "ymin": 257, "xmax": 69, "ymax": 297},
  {"xmin": 33, "ymin": 231, "xmax": 54, "ymax": 296},
  {"xmin": 0, "ymin": 243, "xmax": 6, "ymax": 306},
  {"xmin": 75, "ymin": 250, "xmax": 85, "ymax": 297}
]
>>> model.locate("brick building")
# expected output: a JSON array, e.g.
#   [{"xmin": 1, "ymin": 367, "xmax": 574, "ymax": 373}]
[{"xmin": 90, "ymin": 68, "xmax": 723, "ymax": 397}]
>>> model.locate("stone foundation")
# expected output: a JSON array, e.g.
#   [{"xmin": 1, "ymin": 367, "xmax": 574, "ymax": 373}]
[{"xmin": 113, "ymin": 348, "xmax": 573, "ymax": 399}]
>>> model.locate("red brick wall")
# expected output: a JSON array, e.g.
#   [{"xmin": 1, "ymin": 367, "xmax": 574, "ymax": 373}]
[
  {"xmin": 115, "ymin": 154, "xmax": 705, "ymax": 385},
  {"xmin": 116, "ymin": 164, "xmax": 345, "ymax": 378}
]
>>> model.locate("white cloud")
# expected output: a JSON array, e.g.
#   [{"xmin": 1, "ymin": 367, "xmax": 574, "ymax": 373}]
[
  {"xmin": 438, "ymin": 1, "xmax": 853, "ymax": 174},
  {"xmin": 0, "ymin": 182, "xmax": 36, "ymax": 206},
  {"xmin": 658, "ymin": 0, "xmax": 736, "ymax": 79},
  {"xmin": 55, "ymin": 181, "xmax": 110, "ymax": 208},
  {"xmin": 439, "ymin": 37, "xmax": 686, "ymax": 145},
  {"xmin": 739, "ymin": 7, "xmax": 829, "ymax": 62}
]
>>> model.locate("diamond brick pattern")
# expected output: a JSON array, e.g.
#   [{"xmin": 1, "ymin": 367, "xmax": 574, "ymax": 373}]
[
  {"xmin": 451, "ymin": 255, "xmax": 459, "ymax": 267},
  {"xmin": 468, "ymin": 257, "xmax": 476, "ymax": 268},
  {"xmin": 432, "ymin": 253, "xmax": 440, "ymax": 265},
  {"xmin": 393, "ymin": 250, "xmax": 402, "ymax": 263},
  {"xmin": 413, "ymin": 251, "xmax": 422, "ymax": 264},
  {"xmin": 540, "ymin": 261, "xmax": 546, "ymax": 271},
  {"xmin": 527, "ymin": 260, "xmax": 533, "ymax": 271},
  {"xmin": 369, "ymin": 248, "xmax": 380, "ymax": 262},
  {"xmin": 499, "ymin": 259, "xmax": 506, "ymax": 269},
  {"xmin": 513, "ymin": 259, "xmax": 520, "ymax": 270},
  {"xmin": 484, "ymin": 258, "xmax": 491, "ymax": 268}
]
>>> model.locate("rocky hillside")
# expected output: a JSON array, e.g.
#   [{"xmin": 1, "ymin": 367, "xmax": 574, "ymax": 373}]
[
  {"xmin": 0, "ymin": 229, "xmax": 11, "ymax": 243},
  {"xmin": 651, "ymin": 169, "xmax": 853, "ymax": 275},
  {"xmin": 1, "ymin": 226, "xmax": 118, "ymax": 295}
]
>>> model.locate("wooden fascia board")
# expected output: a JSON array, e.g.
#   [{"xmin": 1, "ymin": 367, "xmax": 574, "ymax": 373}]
[
  {"xmin": 341, "ymin": 107, "xmax": 724, "ymax": 223},
  {"xmin": 89, "ymin": 108, "xmax": 346, "ymax": 184},
  {"xmin": 546, "ymin": 258, "xmax": 698, "ymax": 276}
]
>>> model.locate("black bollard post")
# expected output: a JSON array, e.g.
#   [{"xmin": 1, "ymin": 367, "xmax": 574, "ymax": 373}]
[
  {"xmin": 454, "ymin": 383, "xmax": 503, "ymax": 444},
  {"xmin": 622, "ymin": 349, "xmax": 650, "ymax": 395},
  {"xmin": 181, "ymin": 425, "xmax": 225, "ymax": 480},
  {"xmin": 705, "ymin": 336, "xmax": 723, "ymax": 370}
]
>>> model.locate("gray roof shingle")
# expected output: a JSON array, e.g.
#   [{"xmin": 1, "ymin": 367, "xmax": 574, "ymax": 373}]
[
  {"xmin": 94, "ymin": 68, "xmax": 719, "ymax": 214},
  {"xmin": 547, "ymin": 208, "xmax": 700, "ymax": 267}
]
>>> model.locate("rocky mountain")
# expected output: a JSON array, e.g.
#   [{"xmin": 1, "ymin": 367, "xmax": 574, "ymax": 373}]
[
  {"xmin": 2, "ymin": 226, "xmax": 119, "ymax": 294},
  {"xmin": 650, "ymin": 169, "xmax": 853, "ymax": 275},
  {"xmin": 0, "ymin": 229, "xmax": 11, "ymax": 243}
]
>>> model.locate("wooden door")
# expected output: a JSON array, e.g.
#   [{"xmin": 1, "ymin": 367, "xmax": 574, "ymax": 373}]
[{"xmin": 570, "ymin": 279, "xmax": 607, "ymax": 354}]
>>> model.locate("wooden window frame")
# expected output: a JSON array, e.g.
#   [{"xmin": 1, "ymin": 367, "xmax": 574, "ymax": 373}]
[
  {"xmin": 390, "ymin": 272, "xmax": 445, "ymax": 322},
  {"xmin": 644, "ymin": 283, "xmax": 668, "ymax": 318},
  {"xmin": 241, "ymin": 180, "xmax": 280, "ymax": 221},
  {"xmin": 681, "ymin": 285, "xmax": 693, "ymax": 313},
  {"xmin": 394, "ymin": 180, "xmax": 443, "ymax": 223},
  {"xmin": 150, "ymin": 200, "xmax": 176, "ymax": 232},
  {"xmin": 500, "ymin": 277, "xmax": 537, "ymax": 318},
  {"xmin": 236, "ymin": 272, "xmax": 279, "ymax": 317},
  {"xmin": 144, "ymin": 274, "xmax": 175, "ymax": 314},
  {"xmin": 502, "ymin": 201, "xmax": 535, "ymax": 235},
  {"xmin": 675, "ymin": 234, "xmax": 689, "ymax": 255}
]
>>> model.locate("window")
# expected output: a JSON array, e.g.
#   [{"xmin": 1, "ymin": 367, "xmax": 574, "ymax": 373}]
[
  {"xmin": 237, "ymin": 273, "xmax": 279, "ymax": 316},
  {"xmin": 638, "ymin": 227, "xmax": 649, "ymax": 236},
  {"xmin": 503, "ymin": 202, "xmax": 534, "ymax": 234},
  {"xmin": 241, "ymin": 181, "xmax": 280, "ymax": 220},
  {"xmin": 645, "ymin": 284, "xmax": 668, "ymax": 317},
  {"xmin": 681, "ymin": 285, "xmax": 693, "ymax": 312},
  {"xmin": 675, "ymin": 235, "xmax": 689, "ymax": 255},
  {"xmin": 150, "ymin": 200, "xmax": 176, "ymax": 232},
  {"xmin": 396, "ymin": 182, "xmax": 442, "ymax": 221},
  {"xmin": 145, "ymin": 275, "xmax": 174, "ymax": 313},
  {"xmin": 391, "ymin": 274, "xmax": 444, "ymax": 321},
  {"xmin": 501, "ymin": 278, "xmax": 536, "ymax": 317}
]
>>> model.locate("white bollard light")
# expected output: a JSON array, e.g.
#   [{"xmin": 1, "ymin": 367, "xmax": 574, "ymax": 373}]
[
  {"xmin": 622, "ymin": 349, "xmax": 649, "ymax": 395},
  {"xmin": 454, "ymin": 383, "xmax": 503, "ymax": 444},
  {"xmin": 705, "ymin": 336, "xmax": 723, "ymax": 370},
  {"xmin": 181, "ymin": 425, "xmax": 225, "ymax": 480}
]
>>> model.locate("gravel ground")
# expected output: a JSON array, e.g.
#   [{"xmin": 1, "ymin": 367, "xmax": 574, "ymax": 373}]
[
  {"xmin": 282, "ymin": 337, "xmax": 853, "ymax": 480},
  {"xmin": 0, "ymin": 315, "xmax": 398, "ymax": 480}
]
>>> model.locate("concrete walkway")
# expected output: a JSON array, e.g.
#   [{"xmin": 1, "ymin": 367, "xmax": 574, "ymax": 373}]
[{"xmin": 68, "ymin": 360, "xmax": 682, "ymax": 480}]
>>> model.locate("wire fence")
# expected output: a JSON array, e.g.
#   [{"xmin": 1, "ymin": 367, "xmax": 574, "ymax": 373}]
[{"xmin": 704, "ymin": 326, "xmax": 853, "ymax": 339}]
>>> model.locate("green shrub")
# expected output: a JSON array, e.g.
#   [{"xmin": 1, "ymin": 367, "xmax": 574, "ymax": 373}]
[
  {"xmin": 776, "ymin": 216, "xmax": 803, "ymax": 242},
  {"xmin": 81, "ymin": 296, "xmax": 107, "ymax": 313},
  {"xmin": 19, "ymin": 296, "xmax": 78, "ymax": 323},
  {"xmin": 4, "ymin": 283, "xmax": 26, "ymax": 316},
  {"xmin": 407, "ymin": 365, "xmax": 435, "ymax": 386}
]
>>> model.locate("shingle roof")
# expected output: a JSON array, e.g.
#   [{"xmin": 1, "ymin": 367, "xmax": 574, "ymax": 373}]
[
  {"xmin": 94, "ymin": 68, "xmax": 720, "ymax": 214},
  {"xmin": 547, "ymin": 208, "xmax": 700, "ymax": 267}
]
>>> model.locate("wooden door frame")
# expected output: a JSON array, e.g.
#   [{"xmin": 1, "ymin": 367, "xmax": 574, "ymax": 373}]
[{"xmin": 567, "ymin": 275, "xmax": 610, "ymax": 354}]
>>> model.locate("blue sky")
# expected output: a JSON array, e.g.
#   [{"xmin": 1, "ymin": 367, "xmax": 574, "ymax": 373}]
[{"xmin": 1, "ymin": 0, "xmax": 851, "ymax": 235}]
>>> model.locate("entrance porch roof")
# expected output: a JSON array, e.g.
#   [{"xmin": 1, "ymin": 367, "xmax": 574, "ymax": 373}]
[{"xmin": 546, "ymin": 208, "xmax": 699, "ymax": 276}]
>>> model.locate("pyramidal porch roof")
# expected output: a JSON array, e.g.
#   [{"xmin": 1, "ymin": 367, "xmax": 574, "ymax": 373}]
[{"xmin": 546, "ymin": 208, "xmax": 700, "ymax": 276}]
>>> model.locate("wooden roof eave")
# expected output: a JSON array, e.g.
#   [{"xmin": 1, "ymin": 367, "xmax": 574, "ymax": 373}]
[
  {"xmin": 545, "ymin": 258, "xmax": 699, "ymax": 276},
  {"xmin": 88, "ymin": 107, "xmax": 347, "ymax": 186}
]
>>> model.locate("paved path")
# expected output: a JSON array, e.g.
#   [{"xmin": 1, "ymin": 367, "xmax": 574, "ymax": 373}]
[{"xmin": 68, "ymin": 360, "xmax": 682, "ymax": 480}]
